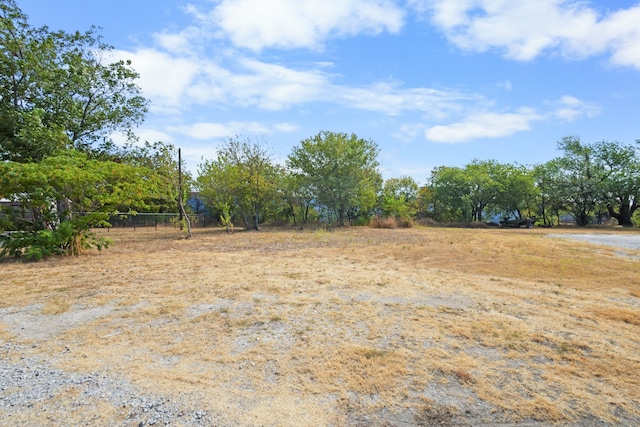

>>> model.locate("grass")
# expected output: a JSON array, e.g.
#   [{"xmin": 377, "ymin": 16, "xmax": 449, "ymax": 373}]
[{"xmin": 0, "ymin": 226, "xmax": 639, "ymax": 425}]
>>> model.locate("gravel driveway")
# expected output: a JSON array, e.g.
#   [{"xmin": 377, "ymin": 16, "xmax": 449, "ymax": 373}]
[{"xmin": 547, "ymin": 233, "xmax": 640, "ymax": 251}]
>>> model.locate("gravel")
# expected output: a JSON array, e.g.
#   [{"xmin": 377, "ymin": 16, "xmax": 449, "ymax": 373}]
[
  {"xmin": 3, "ymin": 231, "xmax": 638, "ymax": 425},
  {"xmin": 547, "ymin": 233, "xmax": 640, "ymax": 252},
  {"xmin": 0, "ymin": 343, "xmax": 222, "ymax": 427}
]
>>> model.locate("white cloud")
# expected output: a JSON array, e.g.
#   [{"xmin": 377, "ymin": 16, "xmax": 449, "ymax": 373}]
[
  {"xmin": 273, "ymin": 122, "xmax": 300, "ymax": 133},
  {"xmin": 119, "ymin": 42, "xmax": 489, "ymax": 120},
  {"xmin": 233, "ymin": 59, "xmax": 332, "ymax": 109},
  {"xmin": 202, "ymin": 0, "xmax": 405, "ymax": 50},
  {"xmin": 114, "ymin": 48, "xmax": 201, "ymax": 114},
  {"xmin": 136, "ymin": 129, "xmax": 175, "ymax": 144},
  {"xmin": 168, "ymin": 121, "xmax": 297, "ymax": 139},
  {"xmin": 423, "ymin": 95, "xmax": 599, "ymax": 143},
  {"xmin": 425, "ymin": 108, "xmax": 543, "ymax": 143},
  {"xmin": 551, "ymin": 95, "xmax": 600, "ymax": 122},
  {"xmin": 423, "ymin": 1, "xmax": 640, "ymax": 68},
  {"xmin": 392, "ymin": 123, "xmax": 426, "ymax": 141},
  {"xmin": 153, "ymin": 27, "xmax": 205, "ymax": 55},
  {"xmin": 340, "ymin": 82, "xmax": 484, "ymax": 117}
]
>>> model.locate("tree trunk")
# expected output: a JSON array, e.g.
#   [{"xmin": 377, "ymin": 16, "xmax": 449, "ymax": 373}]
[
  {"xmin": 253, "ymin": 203, "xmax": 260, "ymax": 231},
  {"xmin": 178, "ymin": 199, "xmax": 192, "ymax": 239},
  {"xmin": 607, "ymin": 203, "xmax": 635, "ymax": 227},
  {"xmin": 241, "ymin": 211, "xmax": 251, "ymax": 230}
]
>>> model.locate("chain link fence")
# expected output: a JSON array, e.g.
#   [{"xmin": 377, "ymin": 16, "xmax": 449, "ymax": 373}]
[{"xmin": 106, "ymin": 213, "xmax": 217, "ymax": 229}]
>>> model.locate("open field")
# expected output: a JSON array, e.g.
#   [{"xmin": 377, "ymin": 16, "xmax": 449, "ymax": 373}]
[{"xmin": 1, "ymin": 226, "xmax": 639, "ymax": 426}]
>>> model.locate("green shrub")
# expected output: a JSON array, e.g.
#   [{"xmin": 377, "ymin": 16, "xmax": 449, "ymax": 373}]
[{"xmin": 0, "ymin": 218, "xmax": 112, "ymax": 262}]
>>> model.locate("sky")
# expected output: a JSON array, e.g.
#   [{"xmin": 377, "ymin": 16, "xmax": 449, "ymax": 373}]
[{"xmin": 18, "ymin": 0, "xmax": 640, "ymax": 182}]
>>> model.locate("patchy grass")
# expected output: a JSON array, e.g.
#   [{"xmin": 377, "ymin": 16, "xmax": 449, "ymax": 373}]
[{"xmin": 0, "ymin": 226, "xmax": 639, "ymax": 425}]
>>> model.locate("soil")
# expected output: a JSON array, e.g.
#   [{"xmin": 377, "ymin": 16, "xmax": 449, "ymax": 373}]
[{"xmin": 1, "ymin": 226, "xmax": 639, "ymax": 426}]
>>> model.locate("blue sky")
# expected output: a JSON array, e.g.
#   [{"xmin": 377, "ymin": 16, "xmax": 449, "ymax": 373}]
[{"xmin": 19, "ymin": 0, "xmax": 640, "ymax": 182}]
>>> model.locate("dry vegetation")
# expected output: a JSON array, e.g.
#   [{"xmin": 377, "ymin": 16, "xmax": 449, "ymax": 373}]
[{"xmin": 1, "ymin": 226, "xmax": 639, "ymax": 426}]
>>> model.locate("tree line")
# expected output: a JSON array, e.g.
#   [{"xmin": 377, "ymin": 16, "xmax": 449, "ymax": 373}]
[
  {"xmin": 194, "ymin": 134, "xmax": 640, "ymax": 231},
  {"xmin": 1, "ymin": 0, "xmax": 638, "ymax": 259},
  {"xmin": 426, "ymin": 136, "xmax": 640, "ymax": 227}
]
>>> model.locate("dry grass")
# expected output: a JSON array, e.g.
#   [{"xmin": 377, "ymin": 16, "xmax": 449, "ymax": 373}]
[{"xmin": 1, "ymin": 226, "xmax": 639, "ymax": 425}]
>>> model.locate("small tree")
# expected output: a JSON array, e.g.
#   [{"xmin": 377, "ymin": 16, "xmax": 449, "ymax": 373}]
[
  {"xmin": 0, "ymin": 150, "xmax": 165, "ymax": 260},
  {"xmin": 379, "ymin": 176, "xmax": 419, "ymax": 222},
  {"xmin": 198, "ymin": 137, "xmax": 280, "ymax": 230}
]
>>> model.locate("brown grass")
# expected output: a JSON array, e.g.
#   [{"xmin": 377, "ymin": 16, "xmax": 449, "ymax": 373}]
[{"xmin": 0, "ymin": 226, "xmax": 639, "ymax": 425}]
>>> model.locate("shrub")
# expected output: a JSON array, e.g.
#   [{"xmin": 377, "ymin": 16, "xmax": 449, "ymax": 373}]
[
  {"xmin": 369, "ymin": 217, "xmax": 414, "ymax": 229},
  {"xmin": 369, "ymin": 217, "xmax": 397, "ymax": 229},
  {"xmin": 0, "ymin": 217, "xmax": 112, "ymax": 262}
]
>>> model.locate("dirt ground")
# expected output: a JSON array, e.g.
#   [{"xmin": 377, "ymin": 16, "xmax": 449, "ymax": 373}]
[{"xmin": 1, "ymin": 226, "xmax": 639, "ymax": 426}]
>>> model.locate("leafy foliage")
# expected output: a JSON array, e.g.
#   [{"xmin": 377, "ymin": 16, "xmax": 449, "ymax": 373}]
[
  {"xmin": 379, "ymin": 176, "xmax": 419, "ymax": 222},
  {"xmin": 0, "ymin": 150, "xmax": 163, "ymax": 260},
  {"xmin": 0, "ymin": 0, "xmax": 148, "ymax": 161},
  {"xmin": 287, "ymin": 131, "xmax": 382, "ymax": 226},
  {"xmin": 197, "ymin": 137, "xmax": 281, "ymax": 230}
]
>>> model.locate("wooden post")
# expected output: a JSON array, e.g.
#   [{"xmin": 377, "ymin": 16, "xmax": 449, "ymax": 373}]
[
  {"xmin": 178, "ymin": 148, "xmax": 193, "ymax": 239},
  {"xmin": 178, "ymin": 148, "xmax": 183, "ymax": 230}
]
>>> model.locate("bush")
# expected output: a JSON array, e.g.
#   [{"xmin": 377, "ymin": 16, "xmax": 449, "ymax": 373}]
[
  {"xmin": 369, "ymin": 217, "xmax": 397, "ymax": 229},
  {"xmin": 369, "ymin": 217, "xmax": 413, "ymax": 229},
  {"xmin": 397, "ymin": 218, "xmax": 414, "ymax": 228},
  {"xmin": 0, "ymin": 218, "xmax": 112, "ymax": 262},
  {"xmin": 416, "ymin": 217, "xmax": 440, "ymax": 227}
]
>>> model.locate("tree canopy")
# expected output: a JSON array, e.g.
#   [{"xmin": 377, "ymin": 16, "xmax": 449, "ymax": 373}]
[
  {"xmin": 0, "ymin": 0, "xmax": 147, "ymax": 162},
  {"xmin": 287, "ymin": 131, "xmax": 382, "ymax": 226},
  {"xmin": 0, "ymin": 1, "xmax": 189, "ymax": 260},
  {"xmin": 197, "ymin": 137, "xmax": 281, "ymax": 231},
  {"xmin": 0, "ymin": 150, "xmax": 166, "ymax": 259}
]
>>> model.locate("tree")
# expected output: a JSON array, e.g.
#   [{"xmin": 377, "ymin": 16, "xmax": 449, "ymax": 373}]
[
  {"xmin": 379, "ymin": 176, "xmax": 419, "ymax": 221},
  {"xmin": 0, "ymin": 150, "xmax": 165, "ymax": 260},
  {"xmin": 464, "ymin": 159, "xmax": 504, "ymax": 222},
  {"xmin": 0, "ymin": 1, "xmax": 178, "ymax": 258},
  {"xmin": 428, "ymin": 165, "xmax": 471, "ymax": 222},
  {"xmin": 197, "ymin": 137, "xmax": 281, "ymax": 231},
  {"xmin": 287, "ymin": 131, "xmax": 382, "ymax": 226},
  {"xmin": 280, "ymin": 171, "xmax": 316, "ymax": 225},
  {"xmin": 0, "ymin": 0, "xmax": 148, "ymax": 162},
  {"xmin": 428, "ymin": 160, "xmax": 504, "ymax": 223},
  {"xmin": 117, "ymin": 140, "xmax": 189, "ymax": 214},
  {"xmin": 533, "ymin": 160, "xmax": 566, "ymax": 226},
  {"xmin": 593, "ymin": 140, "xmax": 640, "ymax": 227},
  {"xmin": 493, "ymin": 163, "xmax": 536, "ymax": 220},
  {"xmin": 555, "ymin": 137, "xmax": 605, "ymax": 226}
]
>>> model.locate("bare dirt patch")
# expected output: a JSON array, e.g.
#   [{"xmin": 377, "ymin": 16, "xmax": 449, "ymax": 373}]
[{"xmin": 1, "ymin": 226, "xmax": 639, "ymax": 426}]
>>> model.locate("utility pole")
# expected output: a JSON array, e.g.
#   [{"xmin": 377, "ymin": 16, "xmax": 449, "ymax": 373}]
[
  {"xmin": 178, "ymin": 148, "xmax": 183, "ymax": 230},
  {"xmin": 177, "ymin": 148, "xmax": 193, "ymax": 238}
]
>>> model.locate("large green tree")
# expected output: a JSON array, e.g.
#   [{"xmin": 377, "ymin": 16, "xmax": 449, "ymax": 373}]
[
  {"xmin": 533, "ymin": 160, "xmax": 566, "ymax": 226},
  {"xmin": 593, "ymin": 140, "xmax": 640, "ymax": 227},
  {"xmin": 493, "ymin": 163, "xmax": 536, "ymax": 220},
  {"xmin": 428, "ymin": 160, "xmax": 505, "ymax": 222},
  {"xmin": 554, "ymin": 137, "xmax": 606, "ymax": 226},
  {"xmin": 287, "ymin": 131, "xmax": 382, "ymax": 226},
  {"xmin": 427, "ymin": 166, "xmax": 470, "ymax": 222},
  {"xmin": 0, "ymin": 1, "xmax": 182, "ymax": 258},
  {"xmin": 280, "ymin": 171, "xmax": 316, "ymax": 225},
  {"xmin": 0, "ymin": 0, "xmax": 147, "ymax": 162}
]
